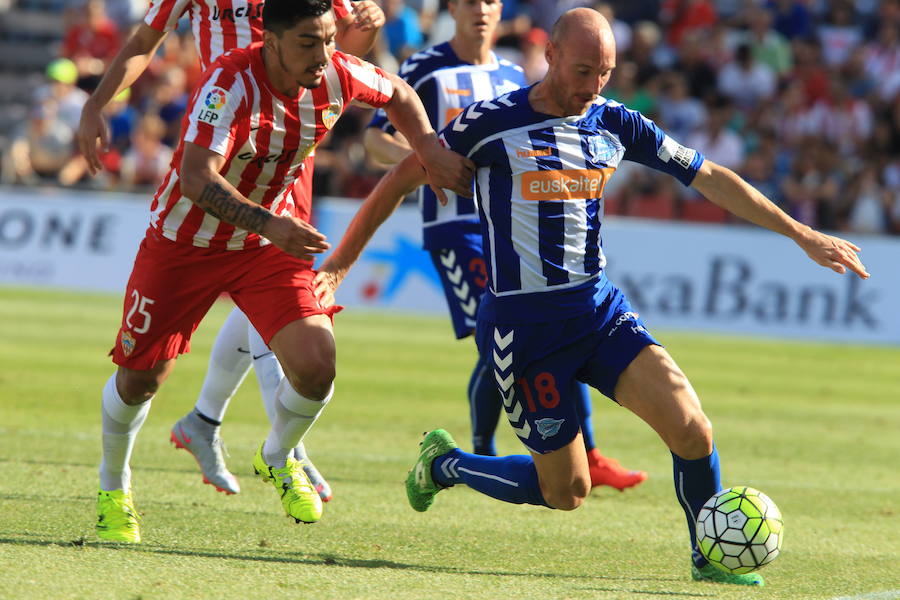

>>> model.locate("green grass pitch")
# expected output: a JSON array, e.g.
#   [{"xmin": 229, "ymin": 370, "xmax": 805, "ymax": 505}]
[{"xmin": 1, "ymin": 286, "xmax": 898, "ymax": 600}]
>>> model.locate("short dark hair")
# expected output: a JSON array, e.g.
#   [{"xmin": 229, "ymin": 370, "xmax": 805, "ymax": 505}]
[{"xmin": 263, "ymin": 0, "xmax": 332, "ymax": 36}]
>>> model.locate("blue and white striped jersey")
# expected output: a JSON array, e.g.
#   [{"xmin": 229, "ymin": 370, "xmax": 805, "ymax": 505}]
[
  {"xmin": 438, "ymin": 85, "xmax": 706, "ymax": 323},
  {"xmin": 368, "ymin": 42, "xmax": 525, "ymax": 250}
]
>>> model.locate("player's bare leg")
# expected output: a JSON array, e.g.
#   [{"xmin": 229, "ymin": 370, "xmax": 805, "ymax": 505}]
[
  {"xmin": 97, "ymin": 360, "xmax": 176, "ymax": 543},
  {"xmin": 530, "ymin": 432, "xmax": 591, "ymax": 511},
  {"xmin": 251, "ymin": 315, "xmax": 334, "ymax": 523},
  {"xmin": 615, "ymin": 345, "xmax": 762, "ymax": 586}
]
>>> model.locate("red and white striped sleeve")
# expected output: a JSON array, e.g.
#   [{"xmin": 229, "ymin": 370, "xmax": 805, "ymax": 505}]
[
  {"xmin": 183, "ymin": 67, "xmax": 246, "ymax": 157},
  {"xmin": 144, "ymin": 0, "xmax": 192, "ymax": 32},
  {"xmin": 332, "ymin": 0, "xmax": 354, "ymax": 21},
  {"xmin": 334, "ymin": 52, "xmax": 393, "ymax": 109}
]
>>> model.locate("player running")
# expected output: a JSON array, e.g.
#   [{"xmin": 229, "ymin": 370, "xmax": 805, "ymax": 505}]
[
  {"xmin": 363, "ymin": 0, "xmax": 645, "ymax": 490},
  {"xmin": 313, "ymin": 8, "xmax": 869, "ymax": 586},
  {"xmin": 78, "ymin": 0, "xmax": 385, "ymax": 500},
  {"xmin": 94, "ymin": 0, "xmax": 474, "ymax": 543}
]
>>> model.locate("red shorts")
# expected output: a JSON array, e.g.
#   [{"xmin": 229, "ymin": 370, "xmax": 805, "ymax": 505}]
[{"xmin": 110, "ymin": 228, "xmax": 341, "ymax": 370}]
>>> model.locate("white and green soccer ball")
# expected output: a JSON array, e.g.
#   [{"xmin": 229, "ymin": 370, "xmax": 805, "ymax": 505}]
[{"xmin": 696, "ymin": 486, "xmax": 784, "ymax": 574}]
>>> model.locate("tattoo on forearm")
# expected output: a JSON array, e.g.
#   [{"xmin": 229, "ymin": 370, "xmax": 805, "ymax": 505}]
[{"xmin": 196, "ymin": 182, "xmax": 272, "ymax": 233}]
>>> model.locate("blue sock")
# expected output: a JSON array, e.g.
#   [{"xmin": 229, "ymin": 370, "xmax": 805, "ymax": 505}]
[
  {"xmin": 433, "ymin": 449, "xmax": 549, "ymax": 507},
  {"xmin": 672, "ymin": 445, "xmax": 722, "ymax": 567},
  {"xmin": 574, "ymin": 382, "xmax": 596, "ymax": 451},
  {"xmin": 467, "ymin": 353, "xmax": 501, "ymax": 455}
]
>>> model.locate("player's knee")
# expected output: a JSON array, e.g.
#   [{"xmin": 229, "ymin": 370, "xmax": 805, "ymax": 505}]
[
  {"xmin": 116, "ymin": 370, "xmax": 162, "ymax": 404},
  {"xmin": 542, "ymin": 477, "xmax": 590, "ymax": 511},
  {"xmin": 671, "ymin": 413, "xmax": 713, "ymax": 460},
  {"xmin": 284, "ymin": 358, "xmax": 335, "ymax": 401}
]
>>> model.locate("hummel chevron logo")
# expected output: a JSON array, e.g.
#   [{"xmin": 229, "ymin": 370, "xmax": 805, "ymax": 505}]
[
  {"xmin": 453, "ymin": 281, "xmax": 470, "ymax": 300},
  {"xmin": 440, "ymin": 457, "xmax": 460, "ymax": 480},
  {"xmin": 440, "ymin": 250, "xmax": 456, "ymax": 268},
  {"xmin": 511, "ymin": 421, "xmax": 532, "ymax": 438},
  {"xmin": 480, "ymin": 99, "xmax": 500, "ymax": 111},
  {"xmin": 494, "ymin": 328, "xmax": 514, "ymax": 350},
  {"xmin": 452, "ymin": 119, "xmax": 468, "ymax": 133},
  {"xmin": 495, "ymin": 370, "xmax": 514, "ymax": 391},
  {"xmin": 508, "ymin": 401, "xmax": 523, "ymax": 422},
  {"xmin": 500, "ymin": 387, "xmax": 515, "ymax": 408},
  {"xmin": 464, "ymin": 103, "xmax": 484, "ymax": 121},
  {"xmin": 460, "ymin": 297, "xmax": 477, "ymax": 317},
  {"xmin": 446, "ymin": 264, "xmax": 463, "ymax": 284},
  {"xmin": 493, "ymin": 349, "xmax": 512, "ymax": 371},
  {"xmin": 497, "ymin": 95, "xmax": 516, "ymax": 107}
]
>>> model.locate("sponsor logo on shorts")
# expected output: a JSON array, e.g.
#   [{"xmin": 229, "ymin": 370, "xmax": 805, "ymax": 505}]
[
  {"xmin": 535, "ymin": 417, "xmax": 565, "ymax": 440},
  {"xmin": 521, "ymin": 168, "xmax": 614, "ymax": 201},
  {"xmin": 607, "ymin": 311, "xmax": 648, "ymax": 337},
  {"xmin": 120, "ymin": 330, "xmax": 136, "ymax": 356}
]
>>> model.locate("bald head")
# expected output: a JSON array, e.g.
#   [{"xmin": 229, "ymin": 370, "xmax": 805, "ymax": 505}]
[
  {"xmin": 550, "ymin": 8, "xmax": 616, "ymax": 54},
  {"xmin": 538, "ymin": 8, "xmax": 617, "ymax": 116}
]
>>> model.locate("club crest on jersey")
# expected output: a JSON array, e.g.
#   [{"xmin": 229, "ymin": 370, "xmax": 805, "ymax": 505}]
[
  {"xmin": 120, "ymin": 331, "xmax": 136, "ymax": 357},
  {"xmin": 198, "ymin": 88, "xmax": 229, "ymax": 125},
  {"xmin": 587, "ymin": 132, "xmax": 621, "ymax": 165},
  {"xmin": 535, "ymin": 418, "xmax": 565, "ymax": 440},
  {"xmin": 322, "ymin": 104, "xmax": 340, "ymax": 130}
]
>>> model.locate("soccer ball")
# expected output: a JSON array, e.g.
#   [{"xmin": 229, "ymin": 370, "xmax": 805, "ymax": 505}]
[{"xmin": 696, "ymin": 486, "xmax": 784, "ymax": 574}]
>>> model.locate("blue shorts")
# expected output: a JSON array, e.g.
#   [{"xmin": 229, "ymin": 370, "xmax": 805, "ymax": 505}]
[
  {"xmin": 429, "ymin": 242, "xmax": 488, "ymax": 339},
  {"xmin": 475, "ymin": 282, "xmax": 660, "ymax": 454}
]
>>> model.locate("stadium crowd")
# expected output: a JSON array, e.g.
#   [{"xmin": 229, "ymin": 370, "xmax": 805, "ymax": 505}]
[{"xmin": 1, "ymin": 0, "xmax": 899, "ymax": 235}]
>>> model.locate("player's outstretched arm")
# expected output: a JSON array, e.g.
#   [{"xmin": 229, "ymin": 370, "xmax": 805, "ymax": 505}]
[
  {"xmin": 335, "ymin": 0, "xmax": 385, "ymax": 57},
  {"xmin": 313, "ymin": 154, "xmax": 428, "ymax": 307},
  {"xmin": 180, "ymin": 142, "xmax": 330, "ymax": 261},
  {"xmin": 77, "ymin": 23, "xmax": 168, "ymax": 175},
  {"xmin": 363, "ymin": 127, "xmax": 412, "ymax": 166},
  {"xmin": 379, "ymin": 74, "xmax": 475, "ymax": 202},
  {"xmin": 691, "ymin": 160, "xmax": 870, "ymax": 279}
]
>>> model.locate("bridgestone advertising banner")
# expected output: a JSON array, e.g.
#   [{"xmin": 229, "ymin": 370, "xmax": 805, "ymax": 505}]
[{"xmin": 2, "ymin": 189, "xmax": 898, "ymax": 345}]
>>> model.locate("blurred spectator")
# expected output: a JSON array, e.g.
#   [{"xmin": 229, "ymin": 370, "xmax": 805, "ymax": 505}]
[
  {"xmin": 805, "ymin": 77, "xmax": 873, "ymax": 154},
  {"xmin": 846, "ymin": 167, "xmax": 889, "ymax": 234},
  {"xmin": 742, "ymin": 7, "xmax": 792, "ymax": 76},
  {"xmin": 661, "ymin": 0, "xmax": 717, "ymax": 47},
  {"xmin": 140, "ymin": 67, "xmax": 188, "ymax": 147},
  {"xmin": 7, "ymin": 100, "xmax": 87, "ymax": 186},
  {"xmin": 105, "ymin": 87, "xmax": 138, "ymax": 153},
  {"xmin": 686, "ymin": 96, "xmax": 744, "ymax": 170},
  {"xmin": 604, "ymin": 61, "xmax": 655, "ymax": 116},
  {"xmin": 519, "ymin": 27, "xmax": 549, "ymax": 84},
  {"xmin": 717, "ymin": 44, "xmax": 777, "ymax": 110},
  {"xmin": 382, "ymin": 0, "xmax": 424, "ymax": 62},
  {"xmin": 789, "ymin": 37, "xmax": 830, "ymax": 106},
  {"xmin": 119, "ymin": 115, "xmax": 173, "ymax": 190},
  {"xmin": 62, "ymin": 0, "xmax": 121, "ymax": 83},
  {"xmin": 33, "ymin": 58, "xmax": 89, "ymax": 132},
  {"xmin": 669, "ymin": 31, "xmax": 718, "ymax": 103},
  {"xmin": 656, "ymin": 71, "xmax": 705, "ymax": 141},
  {"xmin": 768, "ymin": 0, "xmax": 813, "ymax": 40},
  {"xmin": 863, "ymin": 22, "xmax": 900, "ymax": 101},
  {"xmin": 817, "ymin": 2, "xmax": 862, "ymax": 68}
]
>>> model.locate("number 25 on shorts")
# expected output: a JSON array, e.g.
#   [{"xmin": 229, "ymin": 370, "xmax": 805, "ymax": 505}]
[
  {"xmin": 125, "ymin": 290, "xmax": 155, "ymax": 334},
  {"xmin": 517, "ymin": 372, "xmax": 560, "ymax": 412}
]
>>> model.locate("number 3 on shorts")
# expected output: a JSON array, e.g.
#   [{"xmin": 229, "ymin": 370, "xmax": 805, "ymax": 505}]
[{"xmin": 125, "ymin": 290, "xmax": 155, "ymax": 334}]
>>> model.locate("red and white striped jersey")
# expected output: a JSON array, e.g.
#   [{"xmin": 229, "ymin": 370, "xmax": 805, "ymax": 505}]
[
  {"xmin": 150, "ymin": 44, "xmax": 393, "ymax": 250},
  {"xmin": 144, "ymin": 0, "xmax": 354, "ymax": 70}
]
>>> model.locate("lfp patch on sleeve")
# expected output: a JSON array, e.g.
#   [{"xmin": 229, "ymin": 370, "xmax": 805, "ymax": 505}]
[
  {"xmin": 657, "ymin": 134, "xmax": 696, "ymax": 169},
  {"xmin": 197, "ymin": 87, "xmax": 230, "ymax": 125}
]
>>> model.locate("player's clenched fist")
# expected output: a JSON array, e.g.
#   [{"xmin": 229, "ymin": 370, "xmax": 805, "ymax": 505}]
[
  {"xmin": 351, "ymin": 0, "xmax": 384, "ymax": 31},
  {"xmin": 262, "ymin": 215, "xmax": 330, "ymax": 262}
]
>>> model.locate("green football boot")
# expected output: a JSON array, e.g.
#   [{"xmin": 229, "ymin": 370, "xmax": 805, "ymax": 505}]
[
  {"xmin": 405, "ymin": 429, "xmax": 458, "ymax": 512},
  {"xmin": 691, "ymin": 562, "xmax": 765, "ymax": 587},
  {"xmin": 252, "ymin": 443, "xmax": 323, "ymax": 524},
  {"xmin": 96, "ymin": 489, "xmax": 141, "ymax": 543}
]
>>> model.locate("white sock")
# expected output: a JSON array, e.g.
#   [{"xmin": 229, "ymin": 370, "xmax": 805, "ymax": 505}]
[
  {"xmin": 263, "ymin": 380, "xmax": 333, "ymax": 468},
  {"xmin": 194, "ymin": 306, "xmax": 253, "ymax": 423},
  {"xmin": 248, "ymin": 323, "xmax": 284, "ymax": 425},
  {"xmin": 99, "ymin": 374, "xmax": 151, "ymax": 492}
]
